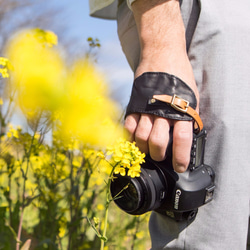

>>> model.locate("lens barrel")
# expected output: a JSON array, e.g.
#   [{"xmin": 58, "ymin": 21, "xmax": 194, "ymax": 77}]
[{"xmin": 110, "ymin": 161, "xmax": 168, "ymax": 215}]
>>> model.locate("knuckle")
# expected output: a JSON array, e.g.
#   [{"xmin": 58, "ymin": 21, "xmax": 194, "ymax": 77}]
[
  {"xmin": 124, "ymin": 119, "xmax": 136, "ymax": 134},
  {"xmin": 149, "ymin": 135, "xmax": 166, "ymax": 161},
  {"xmin": 149, "ymin": 134, "xmax": 164, "ymax": 148},
  {"xmin": 174, "ymin": 128, "xmax": 192, "ymax": 143}
]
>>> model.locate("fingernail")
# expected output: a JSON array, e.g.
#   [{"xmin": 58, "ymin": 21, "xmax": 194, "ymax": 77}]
[{"xmin": 174, "ymin": 164, "xmax": 187, "ymax": 173}]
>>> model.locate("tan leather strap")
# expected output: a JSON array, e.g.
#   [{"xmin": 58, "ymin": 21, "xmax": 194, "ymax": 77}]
[{"xmin": 152, "ymin": 94, "xmax": 203, "ymax": 133}]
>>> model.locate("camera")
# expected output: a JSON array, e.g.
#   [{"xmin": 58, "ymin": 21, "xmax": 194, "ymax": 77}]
[{"xmin": 110, "ymin": 129, "xmax": 215, "ymax": 221}]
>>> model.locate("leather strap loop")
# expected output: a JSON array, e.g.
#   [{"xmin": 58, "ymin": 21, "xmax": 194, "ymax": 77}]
[
  {"xmin": 125, "ymin": 72, "xmax": 197, "ymax": 122},
  {"xmin": 152, "ymin": 94, "xmax": 203, "ymax": 133},
  {"xmin": 125, "ymin": 72, "xmax": 203, "ymax": 134}
]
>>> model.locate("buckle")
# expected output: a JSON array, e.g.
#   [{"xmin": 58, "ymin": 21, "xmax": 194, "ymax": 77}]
[{"xmin": 171, "ymin": 94, "xmax": 189, "ymax": 113}]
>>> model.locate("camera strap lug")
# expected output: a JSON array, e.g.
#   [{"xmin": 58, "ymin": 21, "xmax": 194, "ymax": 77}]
[{"xmin": 205, "ymin": 185, "xmax": 215, "ymax": 204}]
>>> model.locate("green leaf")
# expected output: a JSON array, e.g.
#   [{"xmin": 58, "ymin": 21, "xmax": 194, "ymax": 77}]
[
  {"xmin": 98, "ymin": 236, "xmax": 108, "ymax": 242},
  {"xmin": 85, "ymin": 216, "xmax": 108, "ymax": 242}
]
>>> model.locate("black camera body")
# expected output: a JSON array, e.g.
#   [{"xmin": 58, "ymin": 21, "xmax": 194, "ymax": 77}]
[{"xmin": 110, "ymin": 129, "xmax": 215, "ymax": 221}]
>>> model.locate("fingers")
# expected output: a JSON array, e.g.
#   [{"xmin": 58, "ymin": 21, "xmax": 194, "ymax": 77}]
[
  {"xmin": 134, "ymin": 114, "xmax": 154, "ymax": 154},
  {"xmin": 124, "ymin": 113, "xmax": 140, "ymax": 141},
  {"xmin": 125, "ymin": 114, "xmax": 154, "ymax": 154},
  {"xmin": 125, "ymin": 114, "xmax": 170, "ymax": 161},
  {"xmin": 148, "ymin": 117, "xmax": 170, "ymax": 161},
  {"xmin": 125, "ymin": 114, "xmax": 193, "ymax": 173},
  {"xmin": 172, "ymin": 120, "xmax": 193, "ymax": 173}
]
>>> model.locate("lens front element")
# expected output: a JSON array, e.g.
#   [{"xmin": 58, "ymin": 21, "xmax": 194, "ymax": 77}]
[{"xmin": 110, "ymin": 175, "xmax": 143, "ymax": 213}]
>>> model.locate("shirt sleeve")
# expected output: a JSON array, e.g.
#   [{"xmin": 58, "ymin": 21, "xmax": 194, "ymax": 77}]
[
  {"xmin": 126, "ymin": 0, "xmax": 137, "ymax": 10},
  {"xmin": 89, "ymin": 0, "xmax": 118, "ymax": 19}
]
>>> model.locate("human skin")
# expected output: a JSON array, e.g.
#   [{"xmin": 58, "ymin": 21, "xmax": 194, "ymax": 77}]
[{"xmin": 124, "ymin": 0, "xmax": 199, "ymax": 173}]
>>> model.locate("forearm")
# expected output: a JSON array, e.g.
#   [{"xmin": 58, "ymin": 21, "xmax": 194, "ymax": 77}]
[
  {"xmin": 132, "ymin": 0, "xmax": 186, "ymax": 57},
  {"xmin": 131, "ymin": 0, "xmax": 198, "ymax": 101}
]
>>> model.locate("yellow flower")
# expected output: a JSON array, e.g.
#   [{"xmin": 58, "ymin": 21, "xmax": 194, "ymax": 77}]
[
  {"xmin": 33, "ymin": 28, "xmax": 58, "ymax": 47},
  {"xmin": 6, "ymin": 132, "xmax": 12, "ymax": 138},
  {"xmin": 0, "ymin": 57, "xmax": 12, "ymax": 78},
  {"xmin": 12, "ymin": 129, "xmax": 19, "ymax": 139},
  {"xmin": 0, "ymin": 57, "xmax": 8, "ymax": 66},
  {"xmin": 136, "ymin": 231, "xmax": 145, "ymax": 239},
  {"xmin": 0, "ymin": 68, "xmax": 9, "ymax": 78},
  {"xmin": 0, "ymin": 98, "xmax": 3, "ymax": 105},
  {"xmin": 127, "ymin": 164, "xmax": 141, "ymax": 178},
  {"xmin": 96, "ymin": 151, "xmax": 105, "ymax": 159},
  {"xmin": 96, "ymin": 204, "xmax": 105, "ymax": 211},
  {"xmin": 0, "ymin": 201, "xmax": 9, "ymax": 207},
  {"xmin": 58, "ymin": 216, "xmax": 67, "ymax": 238},
  {"xmin": 44, "ymin": 30, "xmax": 58, "ymax": 47},
  {"xmin": 6, "ymin": 28, "xmax": 123, "ymax": 147},
  {"xmin": 93, "ymin": 217, "xmax": 100, "ymax": 225},
  {"xmin": 6, "ymin": 124, "xmax": 20, "ymax": 138},
  {"xmin": 82, "ymin": 207, "xmax": 88, "ymax": 215},
  {"xmin": 34, "ymin": 132, "xmax": 40, "ymax": 140},
  {"xmin": 59, "ymin": 227, "xmax": 66, "ymax": 238},
  {"xmin": 114, "ymin": 166, "xmax": 126, "ymax": 176},
  {"xmin": 58, "ymin": 60, "xmax": 123, "ymax": 147},
  {"xmin": 6, "ymin": 29, "xmax": 65, "ymax": 116},
  {"xmin": 108, "ymin": 138, "xmax": 145, "ymax": 178},
  {"xmin": 72, "ymin": 159, "xmax": 81, "ymax": 168}
]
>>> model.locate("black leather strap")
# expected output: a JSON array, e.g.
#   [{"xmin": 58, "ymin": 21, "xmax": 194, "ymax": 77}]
[
  {"xmin": 125, "ymin": 72, "xmax": 197, "ymax": 121},
  {"xmin": 185, "ymin": 0, "xmax": 200, "ymax": 52}
]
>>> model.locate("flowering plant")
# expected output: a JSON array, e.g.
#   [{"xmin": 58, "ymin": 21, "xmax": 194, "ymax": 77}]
[{"xmin": 0, "ymin": 29, "xmax": 150, "ymax": 250}]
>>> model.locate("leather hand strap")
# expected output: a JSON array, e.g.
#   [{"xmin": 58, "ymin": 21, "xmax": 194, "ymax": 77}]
[
  {"xmin": 125, "ymin": 72, "xmax": 197, "ymax": 122},
  {"xmin": 152, "ymin": 94, "xmax": 203, "ymax": 133},
  {"xmin": 125, "ymin": 72, "xmax": 204, "ymax": 133}
]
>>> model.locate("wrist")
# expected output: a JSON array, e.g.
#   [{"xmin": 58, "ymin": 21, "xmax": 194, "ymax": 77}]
[{"xmin": 136, "ymin": 51, "xmax": 191, "ymax": 80}]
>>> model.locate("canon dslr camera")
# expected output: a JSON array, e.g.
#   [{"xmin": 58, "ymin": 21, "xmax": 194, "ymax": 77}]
[{"xmin": 110, "ymin": 129, "xmax": 215, "ymax": 221}]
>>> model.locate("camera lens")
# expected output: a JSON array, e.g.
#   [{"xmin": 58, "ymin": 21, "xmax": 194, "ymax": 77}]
[
  {"xmin": 110, "ymin": 162, "xmax": 168, "ymax": 215},
  {"xmin": 110, "ymin": 175, "xmax": 143, "ymax": 213}
]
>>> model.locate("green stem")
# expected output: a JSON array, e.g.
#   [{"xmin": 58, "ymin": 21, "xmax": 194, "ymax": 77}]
[
  {"xmin": 100, "ymin": 203, "xmax": 109, "ymax": 250},
  {"xmin": 100, "ymin": 165, "xmax": 116, "ymax": 250},
  {"xmin": 16, "ymin": 127, "xmax": 37, "ymax": 250}
]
